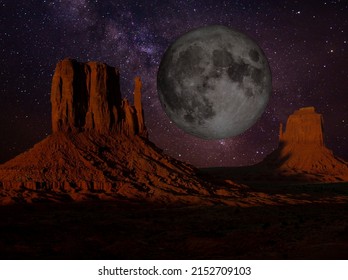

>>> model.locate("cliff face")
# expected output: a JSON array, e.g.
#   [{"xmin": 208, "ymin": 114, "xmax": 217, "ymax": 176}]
[
  {"xmin": 279, "ymin": 107, "xmax": 324, "ymax": 146},
  {"xmin": 51, "ymin": 58, "xmax": 146, "ymax": 136},
  {"xmin": 260, "ymin": 107, "xmax": 348, "ymax": 181}
]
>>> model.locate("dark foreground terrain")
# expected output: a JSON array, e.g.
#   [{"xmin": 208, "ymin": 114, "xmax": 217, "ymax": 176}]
[{"xmin": 1, "ymin": 185, "xmax": 348, "ymax": 260}]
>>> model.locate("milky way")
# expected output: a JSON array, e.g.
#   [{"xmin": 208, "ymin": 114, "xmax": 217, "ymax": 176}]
[{"xmin": 1, "ymin": 0, "xmax": 348, "ymax": 167}]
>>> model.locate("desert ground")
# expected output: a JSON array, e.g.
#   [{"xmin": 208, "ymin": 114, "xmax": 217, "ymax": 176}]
[{"xmin": 1, "ymin": 180, "xmax": 348, "ymax": 260}]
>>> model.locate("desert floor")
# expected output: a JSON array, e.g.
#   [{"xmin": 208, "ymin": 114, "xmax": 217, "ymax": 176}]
[{"xmin": 1, "ymin": 184, "xmax": 348, "ymax": 259}]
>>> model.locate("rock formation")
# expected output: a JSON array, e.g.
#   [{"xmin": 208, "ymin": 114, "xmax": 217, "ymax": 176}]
[
  {"xmin": 259, "ymin": 107, "xmax": 348, "ymax": 181},
  {"xmin": 51, "ymin": 58, "xmax": 147, "ymax": 136},
  {"xmin": 0, "ymin": 58, "xmax": 227, "ymax": 205},
  {"xmin": 279, "ymin": 107, "xmax": 324, "ymax": 146},
  {"xmin": 133, "ymin": 76, "xmax": 147, "ymax": 137}
]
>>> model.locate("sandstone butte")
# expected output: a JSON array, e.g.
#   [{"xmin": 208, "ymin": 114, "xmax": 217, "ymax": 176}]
[
  {"xmin": 256, "ymin": 107, "xmax": 348, "ymax": 182},
  {"xmin": 0, "ymin": 58, "xmax": 228, "ymax": 205}
]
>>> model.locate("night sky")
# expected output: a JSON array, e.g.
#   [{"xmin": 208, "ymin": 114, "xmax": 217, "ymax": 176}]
[{"xmin": 1, "ymin": 0, "xmax": 347, "ymax": 167}]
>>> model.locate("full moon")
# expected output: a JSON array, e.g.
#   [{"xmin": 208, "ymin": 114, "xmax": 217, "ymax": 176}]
[{"xmin": 157, "ymin": 25, "xmax": 272, "ymax": 139}]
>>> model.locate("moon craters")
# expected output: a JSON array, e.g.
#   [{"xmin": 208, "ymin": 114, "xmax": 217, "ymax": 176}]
[
  {"xmin": 212, "ymin": 49, "xmax": 234, "ymax": 67},
  {"xmin": 157, "ymin": 25, "xmax": 272, "ymax": 139},
  {"xmin": 176, "ymin": 45, "xmax": 205, "ymax": 78},
  {"xmin": 249, "ymin": 49, "xmax": 260, "ymax": 62}
]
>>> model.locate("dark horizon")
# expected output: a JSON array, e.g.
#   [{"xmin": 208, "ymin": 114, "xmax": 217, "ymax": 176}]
[{"xmin": 1, "ymin": 0, "xmax": 347, "ymax": 167}]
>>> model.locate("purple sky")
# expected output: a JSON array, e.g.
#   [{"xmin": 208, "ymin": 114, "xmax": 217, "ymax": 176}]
[{"xmin": 1, "ymin": 0, "xmax": 347, "ymax": 167}]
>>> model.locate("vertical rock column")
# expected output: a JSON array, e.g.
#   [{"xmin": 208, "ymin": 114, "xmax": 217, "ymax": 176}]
[
  {"xmin": 51, "ymin": 59, "xmax": 88, "ymax": 132},
  {"xmin": 133, "ymin": 77, "xmax": 147, "ymax": 137},
  {"xmin": 84, "ymin": 62, "xmax": 121, "ymax": 133}
]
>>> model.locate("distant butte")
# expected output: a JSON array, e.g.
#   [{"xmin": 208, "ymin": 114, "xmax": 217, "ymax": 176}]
[
  {"xmin": 240, "ymin": 107, "xmax": 348, "ymax": 182},
  {"xmin": 200, "ymin": 107, "xmax": 348, "ymax": 184}
]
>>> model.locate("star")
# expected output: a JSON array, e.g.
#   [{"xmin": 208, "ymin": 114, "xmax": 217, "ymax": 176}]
[{"xmin": 0, "ymin": 0, "xmax": 347, "ymax": 167}]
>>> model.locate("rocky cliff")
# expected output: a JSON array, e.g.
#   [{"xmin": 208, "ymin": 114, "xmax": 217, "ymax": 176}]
[{"xmin": 51, "ymin": 58, "xmax": 146, "ymax": 136}]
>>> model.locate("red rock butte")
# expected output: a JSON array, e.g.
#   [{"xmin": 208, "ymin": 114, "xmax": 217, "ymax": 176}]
[
  {"xmin": 0, "ymin": 58, "xmax": 223, "ymax": 205},
  {"xmin": 259, "ymin": 106, "xmax": 348, "ymax": 181}
]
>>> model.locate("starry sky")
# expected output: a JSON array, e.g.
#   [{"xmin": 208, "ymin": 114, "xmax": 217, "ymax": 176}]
[{"xmin": 1, "ymin": 0, "xmax": 347, "ymax": 167}]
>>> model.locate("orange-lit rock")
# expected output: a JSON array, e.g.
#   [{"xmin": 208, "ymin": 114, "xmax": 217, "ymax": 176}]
[
  {"xmin": 84, "ymin": 61, "xmax": 121, "ymax": 133},
  {"xmin": 279, "ymin": 107, "xmax": 324, "ymax": 146},
  {"xmin": 0, "ymin": 58, "xmax": 220, "ymax": 205},
  {"xmin": 260, "ymin": 107, "xmax": 348, "ymax": 181},
  {"xmin": 51, "ymin": 58, "xmax": 146, "ymax": 136},
  {"xmin": 133, "ymin": 77, "xmax": 147, "ymax": 137}
]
